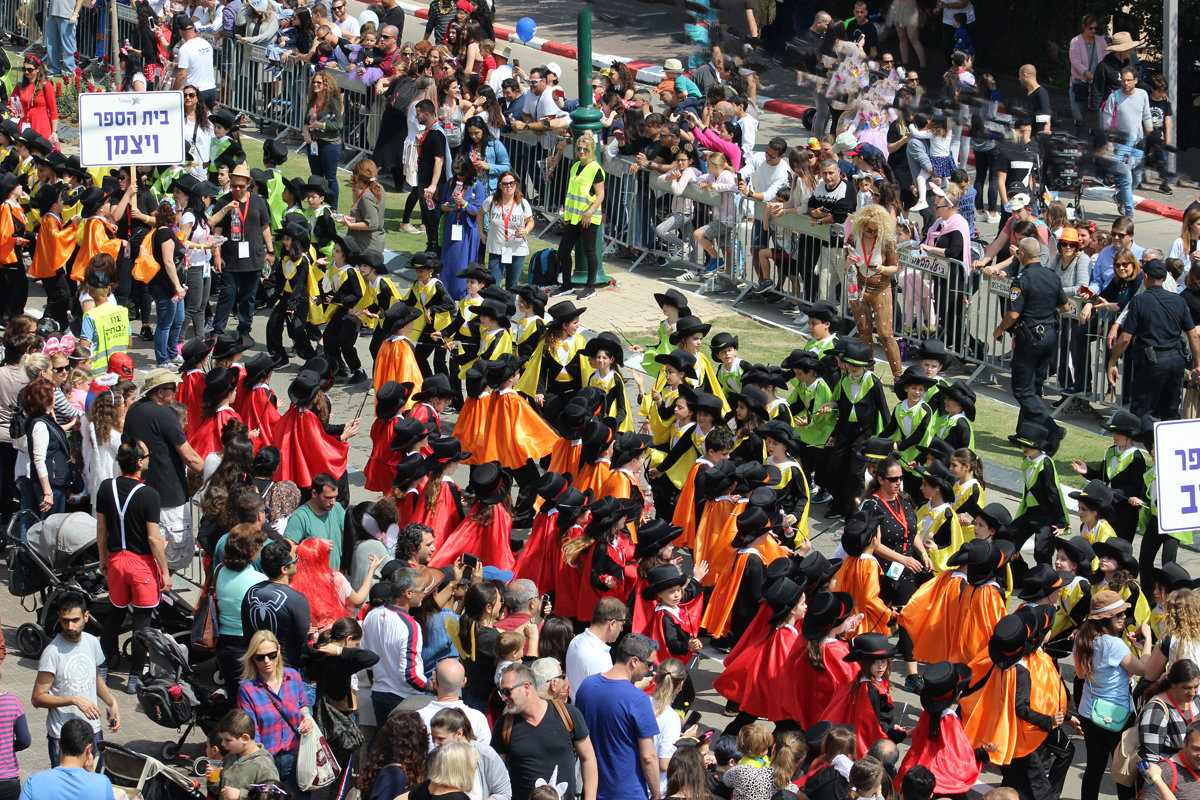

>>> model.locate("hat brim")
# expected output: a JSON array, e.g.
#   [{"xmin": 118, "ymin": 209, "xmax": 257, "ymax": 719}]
[
  {"xmin": 640, "ymin": 574, "xmax": 688, "ymax": 600},
  {"xmin": 669, "ymin": 323, "xmax": 712, "ymax": 345},
  {"xmin": 653, "ymin": 292, "xmax": 691, "ymax": 315},
  {"xmin": 475, "ymin": 471, "xmax": 514, "ymax": 505}
]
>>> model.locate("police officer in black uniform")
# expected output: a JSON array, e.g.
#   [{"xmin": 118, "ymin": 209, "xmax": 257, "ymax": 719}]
[
  {"xmin": 993, "ymin": 237, "xmax": 1071, "ymax": 455},
  {"xmin": 1108, "ymin": 258, "xmax": 1200, "ymax": 420}
]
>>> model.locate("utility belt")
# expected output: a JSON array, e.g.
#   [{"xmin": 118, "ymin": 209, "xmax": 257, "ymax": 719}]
[
  {"xmin": 1013, "ymin": 320, "xmax": 1056, "ymax": 344},
  {"xmin": 1139, "ymin": 346, "xmax": 1185, "ymax": 365}
]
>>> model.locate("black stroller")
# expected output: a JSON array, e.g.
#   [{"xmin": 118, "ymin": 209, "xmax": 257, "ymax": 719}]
[
  {"xmin": 134, "ymin": 628, "xmax": 225, "ymax": 760},
  {"xmin": 101, "ymin": 741, "xmax": 207, "ymax": 800}
]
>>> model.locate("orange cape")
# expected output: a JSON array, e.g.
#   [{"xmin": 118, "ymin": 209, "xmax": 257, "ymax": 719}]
[
  {"xmin": 491, "ymin": 390, "xmax": 558, "ymax": 470},
  {"xmin": 373, "ymin": 337, "xmax": 423, "ymax": 399},
  {"xmin": 834, "ymin": 555, "xmax": 893, "ymax": 637},
  {"xmin": 898, "ymin": 571, "xmax": 968, "ymax": 664},
  {"xmin": 71, "ymin": 217, "xmax": 122, "ymax": 281}
]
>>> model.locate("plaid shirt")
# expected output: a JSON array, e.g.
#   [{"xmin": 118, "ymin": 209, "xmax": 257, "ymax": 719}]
[
  {"xmin": 1139, "ymin": 693, "xmax": 1199, "ymax": 762},
  {"xmin": 238, "ymin": 668, "xmax": 309, "ymax": 756}
]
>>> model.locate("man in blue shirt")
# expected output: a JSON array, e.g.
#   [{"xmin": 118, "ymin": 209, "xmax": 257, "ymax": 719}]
[
  {"xmin": 575, "ymin": 634, "xmax": 661, "ymax": 800},
  {"xmin": 20, "ymin": 719, "xmax": 115, "ymax": 800},
  {"xmin": 1089, "ymin": 216, "xmax": 1145, "ymax": 295}
]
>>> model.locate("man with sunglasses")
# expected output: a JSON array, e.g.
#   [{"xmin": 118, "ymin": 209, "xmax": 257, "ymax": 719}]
[
  {"xmin": 1087, "ymin": 216, "xmax": 1145, "ymax": 297},
  {"xmin": 330, "ymin": 0, "xmax": 359, "ymax": 39},
  {"xmin": 575, "ymin": 633, "xmax": 663, "ymax": 800},
  {"xmin": 243, "ymin": 540, "xmax": 311, "ymax": 672}
]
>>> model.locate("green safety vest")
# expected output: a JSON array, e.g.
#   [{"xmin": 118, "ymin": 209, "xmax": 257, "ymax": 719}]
[
  {"xmin": 152, "ymin": 167, "xmax": 183, "ymax": 201},
  {"xmin": 1016, "ymin": 453, "xmax": 1069, "ymax": 521},
  {"xmin": 563, "ymin": 160, "xmax": 604, "ymax": 225},
  {"xmin": 265, "ymin": 168, "xmax": 287, "ymax": 231},
  {"xmin": 84, "ymin": 302, "xmax": 130, "ymax": 374}
]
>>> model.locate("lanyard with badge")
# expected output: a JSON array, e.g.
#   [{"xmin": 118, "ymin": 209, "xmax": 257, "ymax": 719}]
[{"xmin": 499, "ymin": 199, "xmax": 517, "ymax": 264}]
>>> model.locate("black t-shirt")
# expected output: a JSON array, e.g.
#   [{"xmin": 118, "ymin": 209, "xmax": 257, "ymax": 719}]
[
  {"xmin": 417, "ymin": 128, "xmax": 448, "ymax": 188},
  {"xmin": 1123, "ymin": 286, "xmax": 1193, "ymax": 351},
  {"xmin": 492, "ymin": 701, "xmax": 590, "ymax": 800},
  {"xmin": 807, "ymin": 179, "xmax": 856, "ymax": 223},
  {"xmin": 242, "ymin": 581, "xmax": 312, "ymax": 669},
  {"xmin": 214, "ymin": 193, "xmax": 270, "ymax": 272},
  {"xmin": 96, "ymin": 476, "xmax": 162, "ymax": 556},
  {"xmin": 997, "ymin": 140, "xmax": 1039, "ymax": 196},
  {"xmin": 887, "ymin": 122, "xmax": 912, "ymax": 183},
  {"xmin": 312, "ymin": 645, "xmax": 379, "ymax": 703},
  {"xmin": 116, "ymin": 189, "xmax": 157, "ymax": 241},
  {"xmin": 380, "ymin": 4, "xmax": 405, "ymax": 38},
  {"xmin": 1149, "ymin": 97, "xmax": 1172, "ymax": 132},
  {"xmin": 844, "ymin": 19, "xmax": 879, "ymax": 53},
  {"xmin": 1025, "ymin": 86, "xmax": 1053, "ymax": 127},
  {"xmin": 124, "ymin": 398, "xmax": 189, "ymax": 507},
  {"xmin": 148, "ymin": 226, "xmax": 182, "ymax": 299}
]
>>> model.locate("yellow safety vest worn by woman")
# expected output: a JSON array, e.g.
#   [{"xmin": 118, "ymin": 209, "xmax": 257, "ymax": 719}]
[{"xmin": 564, "ymin": 161, "xmax": 604, "ymax": 225}]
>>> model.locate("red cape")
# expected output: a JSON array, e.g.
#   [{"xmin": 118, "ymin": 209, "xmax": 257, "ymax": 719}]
[
  {"xmin": 395, "ymin": 484, "xmax": 424, "ymax": 528},
  {"xmin": 233, "ymin": 385, "xmax": 281, "ymax": 451},
  {"xmin": 820, "ymin": 678, "xmax": 890, "ymax": 758},
  {"xmin": 177, "ymin": 370, "xmax": 206, "ymax": 440},
  {"xmin": 429, "ymin": 502, "xmax": 515, "ymax": 571},
  {"xmin": 714, "ymin": 622, "xmax": 799, "ymax": 720},
  {"xmin": 575, "ymin": 539, "xmax": 632, "ymax": 622},
  {"xmin": 644, "ymin": 598, "xmax": 703, "ymax": 664},
  {"xmin": 552, "ymin": 524, "xmax": 584, "ymax": 619},
  {"xmin": 189, "ymin": 407, "xmax": 243, "ymax": 462},
  {"xmin": 272, "ymin": 406, "xmax": 349, "ymax": 486},
  {"xmin": 364, "ymin": 416, "xmax": 402, "ymax": 494},
  {"xmin": 896, "ymin": 711, "xmax": 982, "ymax": 796},
  {"xmin": 409, "ymin": 477, "xmax": 463, "ymax": 548},
  {"xmin": 512, "ymin": 510, "xmax": 560, "ymax": 592},
  {"xmin": 782, "ymin": 638, "xmax": 857, "ymax": 730}
]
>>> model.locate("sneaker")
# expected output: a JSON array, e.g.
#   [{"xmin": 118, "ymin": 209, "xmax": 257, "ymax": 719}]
[
  {"xmin": 752, "ymin": 279, "xmax": 774, "ymax": 294},
  {"xmin": 776, "ymin": 298, "xmax": 797, "ymax": 310},
  {"xmin": 400, "ymin": 223, "xmax": 422, "ymax": 235},
  {"xmin": 723, "ymin": 699, "xmax": 741, "ymax": 717},
  {"xmin": 271, "ymin": 356, "xmax": 291, "ymax": 370},
  {"xmin": 141, "ymin": 326, "xmax": 154, "ymax": 342},
  {"xmin": 910, "ymin": 200, "xmax": 929, "ymax": 212},
  {"xmin": 656, "ymin": 255, "xmax": 671, "ymax": 267},
  {"xmin": 126, "ymin": 675, "xmax": 140, "ymax": 695},
  {"xmin": 335, "ymin": 365, "xmax": 352, "ymax": 380},
  {"xmin": 700, "ymin": 257, "xmax": 724, "ymax": 275},
  {"xmin": 781, "ymin": 303, "xmax": 802, "ymax": 314},
  {"xmin": 346, "ymin": 369, "xmax": 369, "ymax": 385},
  {"xmin": 678, "ymin": 270, "xmax": 699, "ymax": 282},
  {"xmin": 1161, "ymin": 182, "xmax": 1173, "ymax": 195},
  {"xmin": 576, "ymin": 287, "xmax": 597, "ymax": 300},
  {"xmin": 551, "ymin": 285, "xmax": 576, "ymax": 298},
  {"xmin": 904, "ymin": 674, "xmax": 926, "ymax": 693},
  {"xmin": 811, "ymin": 487, "xmax": 833, "ymax": 504},
  {"xmin": 171, "ymin": 354, "xmax": 184, "ymax": 367},
  {"xmin": 987, "ymin": 211, "xmax": 1002, "ymax": 224}
]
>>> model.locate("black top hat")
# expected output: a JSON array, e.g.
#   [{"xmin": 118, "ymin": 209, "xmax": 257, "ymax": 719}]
[
  {"xmin": 480, "ymin": 285, "xmax": 516, "ymax": 316},
  {"xmin": 467, "ymin": 461, "xmax": 513, "ymax": 505},
  {"xmin": 1093, "ymin": 538, "xmax": 1139, "ymax": 575},
  {"xmin": 287, "ymin": 369, "xmax": 323, "ymax": 405},
  {"xmin": 1156, "ymin": 562, "xmax": 1197, "ymax": 593},
  {"xmin": 732, "ymin": 506, "xmax": 773, "ymax": 548},
  {"xmin": 63, "ymin": 155, "xmax": 90, "ymax": 182},
  {"xmin": 390, "ymin": 416, "xmax": 433, "ymax": 452},
  {"xmin": 581, "ymin": 332, "xmax": 624, "ymax": 366},
  {"xmin": 765, "ymin": 555, "xmax": 802, "ymax": 588},
  {"xmin": 180, "ymin": 336, "xmax": 215, "ymax": 370},
  {"xmin": 915, "ymin": 437, "xmax": 954, "ymax": 468},
  {"xmin": 486, "ymin": 354, "xmax": 523, "ymax": 389},
  {"xmin": 1069, "ymin": 479, "xmax": 1114, "ymax": 511},
  {"xmin": 641, "ymin": 563, "xmax": 689, "ymax": 600},
  {"xmin": 585, "ymin": 495, "xmax": 641, "ymax": 534},
  {"xmin": 781, "ymin": 348, "xmax": 822, "ymax": 372},
  {"xmin": 282, "ymin": 176, "xmax": 308, "ymax": 202},
  {"xmin": 18, "ymin": 131, "xmax": 54, "ymax": 156},
  {"xmin": 188, "ymin": 178, "xmax": 221, "ymax": 200},
  {"xmin": 360, "ymin": 251, "xmax": 387, "ymax": 274},
  {"xmin": 1104, "ymin": 410, "xmax": 1144, "ymax": 437},
  {"xmin": 843, "ymin": 632, "xmax": 898, "ymax": 663},
  {"xmin": 31, "ymin": 184, "xmax": 61, "ymax": 214},
  {"xmin": 425, "ymin": 435, "xmax": 471, "ymax": 466},
  {"xmin": 263, "ymin": 139, "xmax": 289, "ymax": 165},
  {"xmin": 281, "ymin": 219, "xmax": 311, "ymax": 247},
  {"xmin": 304, "ymin": 355, "xmax": 335, "ymax": 386},
  {"xmin": 915, "ymin": 460, "xmax": 955, "ymax": 495},
  {"xmin": 305, "ymin": 175, "xmax": 333, "ymax": 200},
  {"xmin": 709, "ymin": 332, "xmax": 739, "ymax": 356},
  {"xmin": 669, "ymin": 315, "xmax": 712, "ymax": 345},
  {"xmin": 859, "ymin": 437, "xmax": 894, "ymax": 463},
  {"xmin": 1022, "ymin": 603, "xmax": 1055, "ymax": 649},
  {"xmin": 0, "ymin": 119, "xmax": 20, "ymax": 142},
  {"xmin": 678, "ymin": 387, "xmax": 722, "ymax": 420},
  {"xmin": 456, "ymin": 263, "xmax": 493, "ymax": 284},
  {"xmin": 534, "ymin": 471, "xmax": 572, "ymax": 503},
  {"xmin": 77, "ymin": 186, "xmax": 108, "ymax": 214},
  {"xmin": 698, "ymin": 459, "xmax": 739, "ymax": 499},
  {"xmin": 757, "ymin": 419, "xmax": 798, "ymax": 449},
  {"xmin": 580, "ymin": 416, "xmax": 616, "ymax": 455},
  {"xmin": 766, "ymin": 577, "xmax": 806, "ymax": 626},
  {"xmin": 212, "ymin": 142, "xmax": 246, "ymax": 171},
  {"xmin": 654, "ymin": 349, "xmax": 698, "ymax": 380},
  {"xmin": 965, "ymin": 540, "xmax": 1014, "ymax": 586},
  {"xmin": 919, "ymin": 661, "xmax": 971, "ymax": 707},
  {"xmin": 241, "ymin": 352, "xmax": 275, "ymax": 387},
  {"xmin": 548, "ymin": 300, "xmax": 586, "ymax": 324},
  {"xmin": 802, "ymin": 591, "xmax": 855, "ymax": 639},
  {"xmin": 554, "ymin": 486, "xmax": 593, "ymax": 519},
  {"xmin": 727, "ymin": 385, "xmax": 769, "ymax": 423},
  {"xmin": 913, "ymin": 339, "xmax": 953, "ymax": 368},
  {"xmin": 513, "ymin": 285, "xmax": 548, "ymax": 316},
  {"xmin": 475, "ymin": 299, "xmax": 511, "ymax": 328},
  {"xmin": 988, "ymin": 612, "xmax": 1032, "ymax": 671},
  {"xmin": 409, "ymin": 250, "xmax": 441, "ymax": 271},
  {"xmin": 374, "ymin": 380, "xmax": 414, "ymax": 418},
  {"xmin": 34, "ymin": 150, "xmax": 68, "ymax": 173},
  {"xmin": 797, "ymin": 551, "xmax": 838, "ymax": 593},
  {"xmin": 212, "ymin": 332, "xmax": 251, "ymax": 360},
  {"xmin": 412, "ymin": 373, "xmax": 456, "ymax": 402},
  {"xmin": 249, "ymin": 168, "xmax": 270, "ymax": 193},
  {"xmin": 840, "ymin": 510, "xmax": 881, "ymax": 556},
  {"xmin": 336, "ymin": 234, "xmax": 363, "ymax": 265},
  {"xmin": 383, "ymin": 302, "xmax": 422, "ymax": 336},
  {"xmin": 972, "ymin": 502, "xmax": 1012, "ymax": 536},
  {"xmin": 839, "ymin": 337, "xmax": 873, "ymax": 367},
  {"xmin": 893, "ymin": 364, "xmax": 937, "ymax": 400},
  {"xmin": 559, "ymin": 390, "xmax": 603, "ymax": 433},
  {"xmin": 1056, "ymin": 535, "xmax": 1096, "ymax": 569},
  {"xmin": 808, "ymin": 300, "xmax": 839, "ymax": 323},
  {"xmin": 653, "ymin": 288, "xmax": 691, "ymax": 315},
  {"xmin": 202, "ymin": 366, "xmax": 236, "ymax": 405},
  {"xmin": 0, "ymin": 173, "xmax": 21, "ymax": 202},
  {"xmin": 611, "ymin": 432, "xmax": 652, "ymax": 467},
  {"xmin": 392, "ymin": 452, "xmax": 428, "ymax": 489},
  {"xmin": 211, "ymin": 108, "xmax": 239, "ymax": 131},
  {"xmin": 1017, "ymin": 564, "xmax": 1070, "ymax": 601},
  {"xmin": 737, "ymin": 464, "xmax": 778, "ymax": 493},
  {"xmin": 946, "ymin": 538, "xmax": 992, "ymax": 570},
  {"xmin": 941, "ymin": 380, "xmax": 976, "ymax": 420},
  {"xmin": 634, "ymin": 519, "xmax": 682, "ymax": 559},
  {"xmin": 1009, "ymin": 420, "xmax": 1050, "ymax": 450}
]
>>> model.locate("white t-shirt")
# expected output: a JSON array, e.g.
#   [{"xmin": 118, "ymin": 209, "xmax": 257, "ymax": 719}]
[
  {"xmin": 181, "ymin": 210, "xmax": 212, "ymax": 272},
  {"xmin": 38, "ymin": 633, "xmax": 105, "ymax": 736},
  {"xmin": 334, "ymin": 14, "xmax": 360, "ymax": 37},
  {"xmin": 941, "ymin": 0, "xmax": 975, "ymax": 24},
  {"xmin": 416, "ymin": 699, "xmax": 492, "ymax": 748},
  {"xmin": 177, "ymin": 36, "xmax": 216, "ymax": 91},
  {"xmin": 654, "ymin": 705, "xmax": 682, "ymax": 797},
  {"xmin": 487, "ymin": 64, "xmax": 513, "ymax": 94},
  {"xmin": 565, "ymin": 629, "xmax": 612, "ymax": 701},
  {"xmin": 534, "ymin": 87, "xmax": 567, "ymax": 121},
  {"xmin": 481, "ymin": 196, "xmax": 532, "ymax": 256}
]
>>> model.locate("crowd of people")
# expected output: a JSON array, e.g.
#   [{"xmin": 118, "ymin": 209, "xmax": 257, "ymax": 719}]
[{"xmin": 4, "ymin": 1, "xmax": 1200, "ymax": 800}]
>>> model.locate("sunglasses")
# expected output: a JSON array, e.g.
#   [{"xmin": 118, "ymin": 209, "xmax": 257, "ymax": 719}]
[
  {"xmin": 51, "ymin": 366, "xmax": 69, "ymax": 373},
  {"xmin": 253, "ymin": 651, "xmax": 280, "ymax": 663},
  {"xmin": 500, "ymin": 181, "xmax": 516, "ymax": 186},
  {"xmin": 1111, "ymin": 231, "xmax": 1130, "ymax": 238},
  {"xmin": 498, "ymin": 681, "xmax": 529, "ymax": 699},
  {"xmin": 401, "ymin": 51, "xmax": 415, "ymax": 56},
  {"xmin": 635, "ymin": 657, "xmax": 658, "ymax": 675},
  {"xmin": 1086, "ymin": 25, "xmax": 1097, "ymax": 30},
  {"xmin": 184, "ymin": 92, "xmax": 198, "ymax": 98},
  {"xmin": 881, "ymin": 474, "xmax": 903, "ymax": 482},
  {"xmin": 23, "ymin": 67, "xmax": 35, "ymax": 73},
  {"xmin": 380, "ymin": 33, "xmax": 395, "ymax": 39},
  {"xmin": 863, "ymin": 227, "xmax": 879, "ymax": 235}
]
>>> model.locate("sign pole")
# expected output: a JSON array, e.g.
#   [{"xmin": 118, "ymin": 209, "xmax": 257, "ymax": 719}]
[{"xmin": 111, "ymin": 0, "xmax": 122, "ymax": 87}]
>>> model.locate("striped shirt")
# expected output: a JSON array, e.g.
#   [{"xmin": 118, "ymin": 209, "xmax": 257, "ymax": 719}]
[
  {"xmin": 0, "ymin": 693, "xmax": 27, "ymax": 779},
  {"xmin": 361, "ymin": 604, "xmax": 429, "ymax": 698}
]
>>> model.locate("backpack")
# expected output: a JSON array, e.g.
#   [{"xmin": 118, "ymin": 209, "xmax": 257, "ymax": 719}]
[
  {"xmin": 527, "ymin": 249, "xmax": 559, "ymax": 287},
  {"xmin": 498, "ymin": 697, "xmax": 575, "ymax": 749}
]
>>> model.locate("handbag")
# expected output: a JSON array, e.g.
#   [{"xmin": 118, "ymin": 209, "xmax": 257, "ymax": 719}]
[
  {"xmin": 297, "ymin": 725, "xmax": 340, "ymax": 791},
  {"xmin": 190, "ymin": 565, "xmax": 221, "ymax": 652},
  {"xmin": 131, "ymin": 233, "xmax": 162, "ymax": 283},
  {"xmin": 1091, "ymin": 696, "xmax": 1132, "ymax": 732},
  {"xmin": 313, "ymin": 696, "xmax": 364, "ymax": 754},
  {"xmin": 1111, "ymin": 697, "xmax": 1163, "ymax": 785}
]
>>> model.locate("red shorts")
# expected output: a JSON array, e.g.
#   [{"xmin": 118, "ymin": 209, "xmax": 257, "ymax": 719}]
[{"xmin": 107, "ymin": 550, "xmax": 163, "ymax": 609}]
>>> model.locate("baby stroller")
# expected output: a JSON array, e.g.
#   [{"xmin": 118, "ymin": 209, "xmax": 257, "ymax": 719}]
[
  {"xmin": 134, "ymin": 628, "xmax": 225, "ymax": 760},
  {"xmin": 101, "ymin": 741, "xmax": 206, "ymax": 800}
]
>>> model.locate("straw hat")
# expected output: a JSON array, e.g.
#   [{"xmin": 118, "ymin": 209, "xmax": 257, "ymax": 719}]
[{"xmin": 1107, "ymin": 31, "xmax": 1141, "ymax": 52}]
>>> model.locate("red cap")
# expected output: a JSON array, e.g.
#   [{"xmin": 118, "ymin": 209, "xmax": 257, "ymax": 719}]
[
  {"xmin": 455, "ymin": 0, "xmax": 472, "ymax": 12},
  {"xmin": 108, "ymin": 352, "xmax": 134, "ymax": 380}
]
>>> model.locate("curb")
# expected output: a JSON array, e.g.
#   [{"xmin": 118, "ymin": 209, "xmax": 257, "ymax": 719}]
[{"xmin": 397, "ymin": 3, "xmax": 1190, "ymax": 223}]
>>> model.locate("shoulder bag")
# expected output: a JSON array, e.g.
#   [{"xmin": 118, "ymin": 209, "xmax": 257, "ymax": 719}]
[{"xmin": 190, "ymin": 564, "xmax": 221, "ymax": 652}]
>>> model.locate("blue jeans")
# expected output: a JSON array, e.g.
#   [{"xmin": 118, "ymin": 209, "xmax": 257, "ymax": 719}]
[
  {"xmin": 212, "ymin": 270, "xmax": 261, "ymax": 336},
  {"xmin": 273, "ymin": 750, "xmax": 309, "ymax": 800},
  {"xmin": 44, "ymin": 16, "xmax": 77, "ymax": 75},
  {"xmin": 1112, "ymin": 142, "xmax": 1143, "ymax": 215},
  {"xmin": 153, "ymin": 296, "xmax": 184, "ymax": 365},
  {"xmin": 487, "ymin": 253, "xmax": 525, "ymax": 290},
  {"xmin": 308, "ymin": 141, "xmax": 343, "ymax": 209},
  {"xmin": 49, "ymin": 730, "xmax": 103, "ymax": 769}
]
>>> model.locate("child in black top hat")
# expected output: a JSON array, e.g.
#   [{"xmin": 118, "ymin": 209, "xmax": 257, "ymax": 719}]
[
  {"xmin": 266, "ymin": 220, "xmax": 319, "ymax": 367},
  {"xmin": 672, "ymin": 427, "xmax": 735, "ymax": 552},
  {"xmin": 582, "ymin": 332, "xmax": 637, "ymax": 433},
  {"xmin": 929, "ymin": 379, "xmax": 976, "ymax": 452},
  {"xmin": 400, "ymin": 252, "xmax": 456, "ymax": 378},
  {"xmin": 913, "ymin": 461, "xmax": 963, "ymax": 574},
  {"xmin": 1010, "ymin": 421, "xmax": 1069, "ymax": 576},
  {"xmin": 710, "ymin": 332, "xmax": 743, "ymax": 396},
  {"xmin": 1069, "ymin": 410, "xmax": 1149, "ymax": 540},
  {"xmin": 820, "ymin": 633, "xmax": 907, "ymax": 756},
  {"xmin": 636, "ymin": 288, "xmax": 691, "ymax": 379},
  {"xmin": 882, "ymin": 365, "xmax": 937, "ymax": 500},
  {"xmin": 822, "ymin": 338, "xmax": 888, "ymax": 519},
  {"xmin": 446, "ymin": 264, "xmax": 497, "ymax": 393},
  {"xmin": 512, "ymin": 285, "xmax": 548, "ymax": 361},
  {"xmin": 650, "ymin": 388, "xmax": 724, "ymax": 519},
  {"xmin": 319, "ymin": 236, "xmax": 369, "ymax": 383}
]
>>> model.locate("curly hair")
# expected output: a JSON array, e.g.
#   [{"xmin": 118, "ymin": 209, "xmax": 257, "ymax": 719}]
[
  {"xmin": 88, "ymin": 383, "xmax": 131, "ymax": 449},
  {"xmin": 22, "ymin": 377, "xmax": 54, "ymax": 416},
  {"xmin": 358, "ymin": 711, "xmax": 428, "ymax": 795},
  {"xmin": 294, "ymin": 537, "xmax": 350, "ymax": 628},
  {"xmin": 849, "ymin": 203, "xmax": 897, "ymax": 251},
  {"xmin": 306, "ymin": 68, "xmax": 343, "ymax": 113},
  {"xmin": 1161, "ymin": 589, "xmax": 1200, "ymax": 642},
  {"xmin": 223, "ymin": 523, "xmax": 267, "ymax": 570}
]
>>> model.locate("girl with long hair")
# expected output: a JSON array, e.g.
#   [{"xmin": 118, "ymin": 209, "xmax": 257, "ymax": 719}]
[
  {"xmin": 293, "ymin": 537, "xmax": 376, "ymax": 629},
  {"xmin": 430, "ymin": 462, "xmax": 514, "ymax": 571},
  {"xmin": 147, "ymin": 198, "xmax": 187, "ymax": 369},
  {"xmin": 562, "ymin": 496, "xmax": 638, "ymax": 623},
  {"xmin": 304, "ymin": 69, "xmax": 345, "ymax": 208},
  {"xmin": 781, "ymin": 591, "xmax": 858, "ymax": 732},
  {"xmin": 182, "ymin": 84, "xmax": 213, "ymax": 180},
  {"xmin": 82, "ymin": 379, "xmax": 137, "ymax": 501},
  {"xmin": 438, "ymin": 155, "xmax": 485, "ymax": 299},
  {"xmin": 173, "ymin": 176, "xmax": 218, "ymax": 339},
  {"xmin": 359, "ymin": 711, "xmax": 429, "ymax": 800},
  {"xmin": 1168, "ymin": 208, "xmax": 1200, "ymax": 266},
  {"xmin": 411, "ymin": 436, "xmax": 468, "ymax": 547},
  {"xmin": 514, "ymin": 301, "xmax": 589, "ymax": 413},
  {"xmin": 14, "ymin": 57, "xmax": 57, "ymax": 142},
  {"xmin": 455, "ymin": 582, "xmax": 502, "ymax": 711},
  {"xmin": 649, "ymin": 659, "xmax": 690, "ymax": 795},
  {"xmin": 820, "ymin": 634, "xmax": 906, "ymax": 757},
  {"xmin": 189, "ymin": 368, "xmax": 242, "ymax": 463},
  {"xmin": 461, "ymin": 116, "xmax": 510, "ymax": 195},
  {"xmin": 470, "ymin": 84, "xmax": 505, "ymax": 139},
  {"xmin": 664, "ymin": 745, "xmax": 712, "ymax": 800},
  {"xmin": 1144, "ymin": 589, "xmax": 1200, "ymax": 684}
]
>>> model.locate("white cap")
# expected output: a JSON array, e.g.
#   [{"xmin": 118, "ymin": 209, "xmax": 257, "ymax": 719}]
[{"xmin": 544, "ymin": 61, "xmax": 562, "ymax": 78}]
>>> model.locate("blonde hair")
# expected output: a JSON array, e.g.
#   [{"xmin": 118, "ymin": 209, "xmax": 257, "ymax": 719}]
[
  {"xmin": 429, "ymin": 741, "xmax": 478, "ymax": 791},
  {"xmin": 241, "ymin": 629, "xmax": 284, "ymax": 683},
  {"xmin": 850, "ymin": 204, "xmax": 897, "ymax": 251},
  {"xmin": 21, "ymin": 353, "xmax": 50, "ymax": 381},
  {"xmin": 651, "ymin": 658, "xmax": 687, "ymax": 716},
  {"xmin": 737, "ymin": 723, "xmax": 773, "ymax": 759},
  {"xmin": 494, "ymin": 630, "xmax": 526, "ymax": 664},
  {"xmin": 1161, "ymin": 589, "xmax": 1200, "ymax": 642},
  {"xmin": 68, "ymin": 367, "xmax": 91, "ymax": 389}
]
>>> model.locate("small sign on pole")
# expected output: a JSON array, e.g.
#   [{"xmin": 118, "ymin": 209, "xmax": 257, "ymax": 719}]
[
  {"xmin": 1154, "ymin": 418, "xmax": 1200, "ymax": 535},
  {"xmin": 78, "ymin": 91, "xmax": 186, "ymax": 168}
]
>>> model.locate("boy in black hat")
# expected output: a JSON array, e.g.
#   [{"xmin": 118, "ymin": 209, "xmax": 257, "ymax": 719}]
[
  {"xmin": 642, "ymin": 349, "xmax": 698, "ymax": 453},
  {"xmin": 882, "ymin": 365, "xmax": 937, "ymax": 500},
  {"xmin": 671, "ymin": 427, "xmax": 734, "ymax": 552},
  {"xmin": 803, "ymin": 300, "xmax": 841, "ymax": 380},
  {"xmin": 358, "ymin": 252, "xmax": 400, "ymax": 359},
  {"xmin": 1010, "ymin": 421, "xmax": 1069, "ymax": 573},
  {"xmin": 318, "ymin": 236, "xmax": 369, "ymax": 383},
  {"xmin": 445, "ymin": 263, "xmax": 495, "ymax": 399},
  {"xmin": 302, "ymin": 176, "xmax": 338, "ymax": 257},
  {"xmin": 913, "ymin": 461, "xmax": 963, "ymax": 574},
  {"xmin": 399, "ymin": 252, "xmax": 455, "ymax": 378},
  {"xmin": 512, "ymin": 285, "xmax": 548, "ymax": 360},
  {"xmin": 929, "ymin": 379, "xmax": 976, "ymax": 452},
  {"xmin": 0, "ymin": 173, "xmax": 30, "ymax": 324},
  {"xmin": 208, "ymin": 109, "xmax": 241, "ymax": 182},
  {"xmin": 373, "ymin": 303, "xmax": 425, "ymax": 397},
  {"xmin": 29, "ymin": 184, "xmax": 77, "ymax": 331},
  {"xmin": 710, "ymin": 332, "xmax": 743, "ymax": 396},
  {"xmin": 637, "ymin": 289, "xmax": 691, "ymax": 379},
  {"xmin": 266, "ymin": 219, "xmax": 320, "ymax": 368},
  {"xmin": 1069, "ymin": 410, "xmax": 1149, "ymax": 541},
  {"xmin": 784, "ymin": 349, "xmax": 835, "ymax": 506},
  {"xmin": 823, "ymin": 338, "xmax": 887, "ymax": 520}
]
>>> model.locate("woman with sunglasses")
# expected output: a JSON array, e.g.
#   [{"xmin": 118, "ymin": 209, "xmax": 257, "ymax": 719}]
[
  {"xmin": 478, "ymin": 171, "xmax": 531, "ymax": 290},
  {"xmin": 917, "ymin": 185, "xmax": 972, "ymax": 351},
  {"xmin": 238, "ymin": 628, "xmax": 315, "ymax": 797},
  {"xmin": 1069, "ymin": 249, "xmax": 1142, "ymax": 398},
  {"xmin": 14, "ymin": 57, "xmax": 58, "ymax": 144}
]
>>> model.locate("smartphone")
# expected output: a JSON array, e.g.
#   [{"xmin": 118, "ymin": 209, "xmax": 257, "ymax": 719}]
[
  {"xmin": 512, "ymin": 58, "xmax": 520, "ymax": 68},
  {"xmin": 683, "ymin": 709, "xmax": 702, "ymax": 730},
  {"xmin": 1137, "ymin": 760, "xmax": 1151, "ymax": 774},
  {"xmin": 461, "ymin": 552, "xmax": 480, "ymax": 583}
]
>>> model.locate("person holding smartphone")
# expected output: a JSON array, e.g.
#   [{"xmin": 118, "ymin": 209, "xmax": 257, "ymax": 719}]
[{"xmin": 1139, "ymin": 722, "xmax": 1200, "ymax": 800}]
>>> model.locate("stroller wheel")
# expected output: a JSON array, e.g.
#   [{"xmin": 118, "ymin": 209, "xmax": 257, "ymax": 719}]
[
  {"xmin": 161, "ymin": 741, "xmax": 180, "ymax": 761},
  {"xmin": 16, "ymin": 622, "xmax": 48, "ymax": 658}
]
